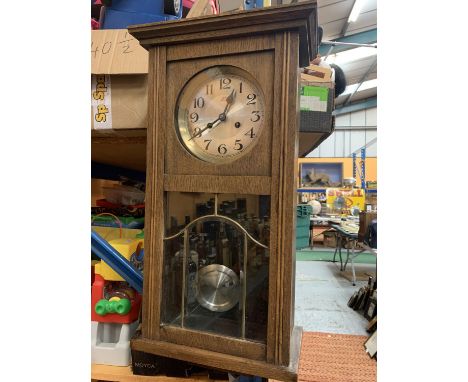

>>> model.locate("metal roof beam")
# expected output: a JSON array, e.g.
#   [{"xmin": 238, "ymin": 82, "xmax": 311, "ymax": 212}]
[
  {"xmin": 333, "ymin": 97, "xmax": 377, "ymax": 116},
  {"xmin": 340, "ymin": 0, "xmax": 356, "ymax": 37},
  {"xmin": 350, "ymin": 137, "xmax": 377, "ymax": 156},
  {"xmin": 319, "ymin": 28, "xmax": 377, "ymax": 56},
  {"xmin": 342, "ymin": 56, "xmax": 377, "ymax": 105}
]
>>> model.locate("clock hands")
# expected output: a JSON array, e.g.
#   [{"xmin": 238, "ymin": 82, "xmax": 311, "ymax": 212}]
[
  {"xmin": 211, "ymin": 89, "xmax": 236, "ymax": 126},
  {"xmin": 222, "ymin": 89, "xmax": 236, "ymax": 117},
  {"xmin": 188, "ymin": 90, "xmax": 236, "ymax": 141}
]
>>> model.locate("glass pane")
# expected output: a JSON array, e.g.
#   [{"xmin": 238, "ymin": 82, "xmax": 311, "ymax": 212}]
[
  {"xmin": 160, "ymin": 192, "xmax": 270, "ymax": 343},
  {"xmin": 160, "ymin": 235, "xmax": 184, "ymax": 326}
]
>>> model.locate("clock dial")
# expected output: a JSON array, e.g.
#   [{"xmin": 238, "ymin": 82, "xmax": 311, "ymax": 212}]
[{"xmin": 175, "ymin": 66, "xmax": 266, "ymax": 164}]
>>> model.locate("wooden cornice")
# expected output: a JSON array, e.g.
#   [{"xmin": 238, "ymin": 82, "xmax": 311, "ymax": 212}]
[{"xmin": 128, "ymin": 1, "xmax": 318, "ymax": 67}]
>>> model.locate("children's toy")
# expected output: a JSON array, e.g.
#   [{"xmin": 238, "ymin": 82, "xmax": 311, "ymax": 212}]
[
  {"xmin": 94, "ymin": 237, "xmax": 143, "ymax": 281},
  {"xmin": 91, "ymin": 320, "xmax": 139, "ymax": 366},
  {"xmin": 92, "ymin": 274, "xmax": 141, "ymax": 323},
  {"xmin": 91, "ymin": 230, "xmax": 143, "ymax": 293},
  {"xmin": 91, "ymin": 230, "xmax": 144, "ymax": 366}
]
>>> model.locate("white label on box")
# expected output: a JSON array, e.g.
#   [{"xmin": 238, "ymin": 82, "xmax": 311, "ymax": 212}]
[
  {"xmin": 91, "ymin": 74, "xmax": 112, "ymax": 129},
  {"xmin": 300, "ymin": 95, "xmax": 327, "ymax": 112}
]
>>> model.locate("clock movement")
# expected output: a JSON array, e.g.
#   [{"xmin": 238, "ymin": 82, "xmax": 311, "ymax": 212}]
[{"xmin": 129, "ymin": 2, "xmax": 318, "ymax": 381}]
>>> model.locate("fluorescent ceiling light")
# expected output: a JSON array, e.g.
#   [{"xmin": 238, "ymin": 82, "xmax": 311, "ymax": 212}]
[
  {"xmin": 325, "ymin": 46, "xmax": 377, "ymax": 65},
  {"xmin": 348, "ymin": 0, "xmax": 366, "ymax": 23},
  {"xmin": 341, "ymin": 78, "xmax": 377, "ymax": 96}
]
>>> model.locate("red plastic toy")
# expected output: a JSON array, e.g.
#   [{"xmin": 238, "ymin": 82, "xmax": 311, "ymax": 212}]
[{"xmin": 91, "ymin": 274, "xmax": 141, "ymax": 324}]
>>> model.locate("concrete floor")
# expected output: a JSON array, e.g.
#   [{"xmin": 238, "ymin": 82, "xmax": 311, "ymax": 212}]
[{"xmin": 294, "ymin": 261, "xmax": 375, "ymax": 336}]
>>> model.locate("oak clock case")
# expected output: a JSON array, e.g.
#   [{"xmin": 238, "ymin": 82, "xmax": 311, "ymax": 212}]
[{"xmin": 128, "ymin": 2, "xmax": 317, "ymax": 381}]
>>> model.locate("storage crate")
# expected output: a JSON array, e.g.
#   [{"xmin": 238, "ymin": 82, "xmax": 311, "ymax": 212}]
[
  {"xmin": 296, "ymin": 216, "xmax": 310, "ymax": 228},
  {"xmin": 297, "ymin": 204, "xmax": 313, "ymax": 217},
  {"xmin": 300, "ymin": 86, "xmax": 334, "ymax": 134},
  {"xmin": 296, "ymin": 237, "xmax": 310, "ymax": 250},
  {"xmin": 296, "ymin": 204, "xmax": 312, "ymax": 249},
  {"xmin": 298, "ymin": 84, "xmax": 335, "ymax": 158}
]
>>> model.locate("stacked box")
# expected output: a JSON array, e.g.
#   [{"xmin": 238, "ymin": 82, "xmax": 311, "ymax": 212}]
[{"xmin": 91, "ymin": 29, "xmax": 149, "ymax": 131}]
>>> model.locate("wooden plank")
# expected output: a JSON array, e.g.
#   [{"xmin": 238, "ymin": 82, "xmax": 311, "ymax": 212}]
[
  {"xmin": 91, "ymin": 129, "xmax": 147, "ymax": 172},
  {"xmin": 302, "ymin": 65, "xmax": 332, "ymax": 82},
  {"xmin": 141, "ymin": 46, "xmax": 167, "ymax": 340},
  {"xmin": 280, "ymin": 30, "xmax": 300, "ymax": 367},
  {"xmin": 91, "ymin": 364, "xmax": 215, "ymax": 382},
  {"xmin": 91, "ymin": 140, "xmax": 147, "ymax": 172},
  {"xmin": 132, "ymin": 338, "xmax": 298, "ymax": 382},
  {"xmin": 133, "ymin": 21, "xmax": 303, "ymax": 53},
  {"xmin": 167, "ymin": 34, "xmax": 275, "ymax": 62},
  {"xmin": 92, "ymin": 129, "xmax": 147, "ymax": 139},
  {"xmin": 164, "ymin": 175, "xmax": 271, "ymax": 195},
  {"xmin": 160, "ymin": 326, "xmax": 266, "ymax": 361},
  {"xmin": 265, "ymin": 30, "xmax": 299, "ymax": 367}
]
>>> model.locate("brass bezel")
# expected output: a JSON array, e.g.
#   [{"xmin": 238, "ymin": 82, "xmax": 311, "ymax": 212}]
[{"xmin": 175, "ymin": 65, "xmax": 266, "ymax": 164}]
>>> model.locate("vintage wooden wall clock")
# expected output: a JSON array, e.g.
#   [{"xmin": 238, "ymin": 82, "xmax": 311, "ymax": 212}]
[{"xmin": 129, "ymin": 2, "xmax": 318, "ymax": 381}]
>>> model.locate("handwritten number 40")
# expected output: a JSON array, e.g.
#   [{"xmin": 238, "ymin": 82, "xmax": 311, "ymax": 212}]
[{"xmin": 91, "ymin": 40, "xmax": 134, "ymax": 57}]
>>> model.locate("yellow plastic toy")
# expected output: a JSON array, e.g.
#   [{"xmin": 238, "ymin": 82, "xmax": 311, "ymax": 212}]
[{"xmin": 94, "ymin": 238, "xmax": 144, "ymax": 281}]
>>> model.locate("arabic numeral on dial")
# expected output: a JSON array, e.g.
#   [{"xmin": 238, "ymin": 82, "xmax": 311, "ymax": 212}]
[
  {"xmin": 193, "ymin": 97, "xmax": 205, "ymax": 108},
  {"xmin": 239, "ymin": 82, "xmax": 243, "ymax": 93},
  {"xmin": 246, "ymin": 94, "xmax": 256, "ymax": 105},
  {"xmin": 190, "ymin": 112, "xmax": 199, "ymax": 123},
  {"xmin": 206, "ymin": 84, "xmax": 213, "ymax": 95},
  {"xmin": 218, "ymin": 144, "xmax": 227, "ymax": 155},
  {"xmin": 204, "ymin": 139, "xmax": 212, "ymax": 150},
  {"xmin": 193, "ymin": 127, "xmax": 202, "ymax": 138},
  {"xmin": 245, "ymin": 128, "xmax": 256, "ymax": 139},
  {"xmin": 220, "ymin": 78, "xmax": 231, "ymax": 89},
  {"xmin": 233, "ymin": 139, "xmax": 243, "ymax": 151},
  {"xmin": 250, "ymin": 111, "xmax": 261, "ymax": 122}
]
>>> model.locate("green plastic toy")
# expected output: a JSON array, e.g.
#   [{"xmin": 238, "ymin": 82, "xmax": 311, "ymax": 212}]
[{"xmin": 95, "ymin": 298, "xmax": 131, "ymax": 316}]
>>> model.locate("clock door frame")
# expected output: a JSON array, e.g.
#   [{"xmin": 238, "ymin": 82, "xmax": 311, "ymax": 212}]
[{"xmin": 129, "ymin": 3, "xmax": 317, "ymax": 380}]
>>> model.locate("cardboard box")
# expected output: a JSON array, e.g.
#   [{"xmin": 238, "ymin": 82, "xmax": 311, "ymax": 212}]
[
  {"xmin": 300, "ymin": 70, "xmax": 334, "ymax": 90},
  {"xmin": 91, "ymin": 29, "xmax": 149, "ymax": 130},
  {"xmin": 323, "ymin": 231, "xmax": 337, "ymax": 248}
]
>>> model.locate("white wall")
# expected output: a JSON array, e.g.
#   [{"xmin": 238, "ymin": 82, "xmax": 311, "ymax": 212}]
[{"xmin": 307, "ymin": 107, "xmax": 377, "ymax": 158}]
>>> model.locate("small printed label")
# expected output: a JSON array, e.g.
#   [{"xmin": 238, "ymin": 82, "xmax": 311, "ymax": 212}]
[
  {"xmin": 91, "ymin": 74, "xmax": 112, "ymax": 129},
  {"xmin": 134, "ymin": 362, "xmax": 157, "ymax": 369},
  {"xmin": 300, "ymin": 86, "xmax": 329, "ymax": 112}
]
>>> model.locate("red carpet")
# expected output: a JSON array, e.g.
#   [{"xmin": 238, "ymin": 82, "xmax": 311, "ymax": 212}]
[{"xmin": 298, "ymin": 332, "xmax": 376, "ymax": 382}]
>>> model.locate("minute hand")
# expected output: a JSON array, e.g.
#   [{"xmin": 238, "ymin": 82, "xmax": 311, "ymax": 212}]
[{"xmin": 188, "ymin": 120, "xmax": 217, "ymax": 141}]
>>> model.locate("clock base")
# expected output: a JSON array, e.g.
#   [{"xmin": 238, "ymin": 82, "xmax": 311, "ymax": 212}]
[{"xmin": 131, "ymin": 326, "xmax": 303, "ymax": 382}]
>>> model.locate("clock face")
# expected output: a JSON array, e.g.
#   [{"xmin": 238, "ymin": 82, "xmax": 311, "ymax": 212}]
[{"xmin": 175, "ymin": 66, "xmax": 266, "ymax": 164}]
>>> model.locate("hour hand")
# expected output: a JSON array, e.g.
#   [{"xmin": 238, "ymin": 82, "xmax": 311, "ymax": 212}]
[{"xmin": 188, "ymin": 90, "xmax": 236, "ymax": 141}]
